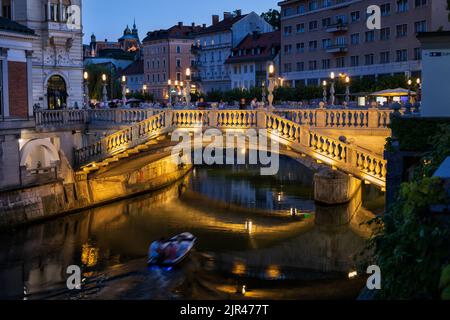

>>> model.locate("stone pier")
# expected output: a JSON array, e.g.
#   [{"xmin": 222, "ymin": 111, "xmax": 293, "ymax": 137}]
[{"xmin": 314, "ymin": 168, "xmax": 362, "ymax": 205}]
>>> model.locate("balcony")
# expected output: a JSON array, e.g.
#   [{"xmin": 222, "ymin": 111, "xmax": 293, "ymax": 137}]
[
  {"xmin": 326, "ymin": 44, "xmax": 348, "ymax": 53},
  {"xmin": 326, "ymin": 22, "xmax": 348, "ymax": 33}
]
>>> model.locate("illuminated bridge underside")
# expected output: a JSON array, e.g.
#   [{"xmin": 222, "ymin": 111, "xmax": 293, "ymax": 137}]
[{"xmin": 73, "ymin": 109, "xmax": 391, "ymax": 188}]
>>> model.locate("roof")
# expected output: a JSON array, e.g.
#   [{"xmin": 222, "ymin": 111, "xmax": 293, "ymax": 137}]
[
  {"xmin": 225, "ymin": 31, "xmax": 280, "ymax": 64},
  {"xmin": 98, "ymin": 48, "xmax": 135, "ymax": 60},
  {"xmin": 197, "ymin": 14, "xmax": 248, "ymax": 35},
  {"xmin": 120, "ymin": 59, "xmax": 144, "ymax": 76},
  {"xmin": 0, "ymin": 17, "xmax": 35, "ymax": 36},
  {"xmin": 143, "ymin": 24, "xmax": 203, "ymax": 42}
]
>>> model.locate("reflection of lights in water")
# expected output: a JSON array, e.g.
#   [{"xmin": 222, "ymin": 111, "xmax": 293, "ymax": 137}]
[
  {"xmin": 232, "ymin": 262, "xmax": 246, "ymax": 276},
  {"xmin": 266, "ymin": 265, "xmax": 281, "ymax": 280},
  {"xmin": 348, "ymin": 271, "xmax": 358, "ymax": 279},
  {"xmin": 241, "ymin": 285, "xmax": 247, "ymax": 296},
  {"xmin": 244, "ymin": 220, "xmax": 254, "ymax": 234},
  {"xmin": 81, "ymin": 244, "xmax": 100, "ymax": 267},
  {"xmin": 290, "ymin": 208, "xmax": 299, "ymax": 216},
  {"xmin": 277, "ymin": 193, "xmax": 282, "ymax": 202}
]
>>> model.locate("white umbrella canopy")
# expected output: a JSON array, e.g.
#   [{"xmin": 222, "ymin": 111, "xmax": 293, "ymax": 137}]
[{"xmin": 370, "ymin": 88, "xmax": 417, "ymax": 97}]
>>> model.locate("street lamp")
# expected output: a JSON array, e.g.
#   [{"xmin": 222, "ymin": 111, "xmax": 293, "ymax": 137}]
[
  {"xmin": 142, "ymin": 84, "xmax": 148, "ymax": 102},
  {"xmin": 330, "ymin": 72, "xmax": 336, "ymax": 106},
  {"xmin": 167, "ymin": 79, "xmax": 173, "ymax": 105},
  {"xmin": 101, "ymin": 73, "xmax": 108, "ymax": 104},
  {"xmin": 345, "ymin": 76, "xmax": 351, "ymax": 105},
  {"xmin": 185, "ymin": 68, "xmax": 192, "ymax": 105},
  {"xmin": 416, "ymin": 78, "xmax": 422, "ymax": 102},
  {"xmin": 121, "ymin": 75, "xmax": 127, "ymax": 106},
  {"xmin": 268, "ymin": 64, "xmax": 275, "ymax": 110},
  {"xmin": 407, "ymin": 79, "xmax": 412, "ymax": 103},
  {"xmin": 322, "ymin": 80, "xmax": 327, "ymax": 103},
  {"xmin": 83, "ymin": 71, "xmax": 89, "ymax": 108}
]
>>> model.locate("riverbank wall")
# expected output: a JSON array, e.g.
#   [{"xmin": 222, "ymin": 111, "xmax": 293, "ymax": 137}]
[{"xmin": 0, "ymin": 154, "xmax": 191, "ymax": 229}]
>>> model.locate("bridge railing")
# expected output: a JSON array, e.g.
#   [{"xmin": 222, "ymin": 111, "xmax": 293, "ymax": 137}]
[
  {"xmin": 265, "ymin": 113, "xmax": 387, "ymax": 186},
  {"xmin": 74, "ymin": 112, "xmax": 167, "ymax": 165},
  {"xmin": 273, "ymin": 107, "xmax": 393, "ymax": 129},
  {"xmin": 35, "ymin": 109, "xmax": 157, "ymax": 128}
]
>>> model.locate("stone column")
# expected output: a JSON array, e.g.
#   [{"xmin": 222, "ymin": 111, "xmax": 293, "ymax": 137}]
[
  {"xmin": 315, "ymin": 103, "xmax": 327, "ymax": 127},
  {"xmin": 368, "ymin": 103, "xmax": 379, "ymax": 128},
  {"xmin": 0, "ymin": 134, "xmax": 21, "ymax": 189},
  {"xmin": 314, "ymin": 168, "xmax": 362, "ymax": 205},
  {"xmin": 256, "ymin": 103, "xmax": 267, "ymax": 130},
  {"xmin": 1, "ymin": 48, "xmax": 9, "ymax": 118}
]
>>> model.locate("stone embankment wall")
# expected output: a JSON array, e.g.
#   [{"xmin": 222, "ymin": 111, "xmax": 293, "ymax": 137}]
[{"xmin": 0, "ymin": 154, "xmax": 191, "ymax": 228}]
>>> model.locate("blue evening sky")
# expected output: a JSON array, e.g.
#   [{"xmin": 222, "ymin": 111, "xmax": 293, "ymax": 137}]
[{"xmin": 82, "ymin": 0, "xmax": 278, "ymax": 43}]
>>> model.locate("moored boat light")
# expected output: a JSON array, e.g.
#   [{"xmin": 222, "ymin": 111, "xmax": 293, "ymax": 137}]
[{"xmin": 348, "ymin": 271, "xmax": 358, "ymax": 279}]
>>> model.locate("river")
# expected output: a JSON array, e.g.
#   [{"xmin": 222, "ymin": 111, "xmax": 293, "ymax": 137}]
[{"xmin": 0, "ymin": 156, "xmax": 383, "ymax": 300}]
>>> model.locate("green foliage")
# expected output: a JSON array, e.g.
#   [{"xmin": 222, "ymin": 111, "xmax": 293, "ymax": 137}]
[
  {"xmin": 368, "ymin": 125, "xmax": 450, "ymax": 299},
  {"xmin": 85, "ymin": 63, "xmax": 122, "ymax": 101},
  {"xmin": 261, "ymin": 9, "xmax": 281, "ymax": 30},
  {"xmin": 125, "ymin": 91, "xmax": 154, "ymax": 102}
]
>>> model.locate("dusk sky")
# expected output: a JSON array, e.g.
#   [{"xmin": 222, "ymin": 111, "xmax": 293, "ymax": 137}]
[{"xmin": 82, "ymin": 0, "xmax": 278, "ymax": 43}]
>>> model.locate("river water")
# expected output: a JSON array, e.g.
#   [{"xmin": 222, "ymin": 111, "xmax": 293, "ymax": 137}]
[{"xmin": 0, "ymin": 156, "xmax": 383, "ymax": 300}]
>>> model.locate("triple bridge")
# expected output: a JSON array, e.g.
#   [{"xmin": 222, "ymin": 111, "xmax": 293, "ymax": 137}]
[{"xmin": 35, "ymin": 106, "xmax": 394, "ymax": 189}]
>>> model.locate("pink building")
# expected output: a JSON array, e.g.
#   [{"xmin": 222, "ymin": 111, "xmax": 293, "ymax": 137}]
[
  {"xmin": 142, "ymin": 22, "xmax": 203, "ymax": 101},
  {"xmin": 278, "ymin": 0, "xmax": 450, "ymax": 86}
]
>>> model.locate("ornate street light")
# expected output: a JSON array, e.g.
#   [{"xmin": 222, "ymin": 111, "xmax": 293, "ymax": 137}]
[
  {"xmin": 345, "ymin": 76, "xmax": 351, "ymax": 106},
  {"xmin": 121, "ymin": 75, "xmax": 127, "ymax": 106},
  {"xmin": 322, "ymin": 80, "xmax": 327, "ymax": 103},
  {"xmin": 268, "ymin": 64, "xmax": 275, "ymax": 111},
  {"xmin": 101, "ymin": 73, "xmax": 108, "ymax": 104},
  {"xmin": 407, "ymin": 79, "xmax": 412, "ymax": 103},
  {"xmin": 167, "ymin": 79, "xmax": 173, "ymax": 105},
  {"xmin": 330, "ymin": 72, "xmax": 336, "ymax": 106},
  {"xmin": 185, "ymin": 68, "xmax": 192, "ymax": 105},
  {"xmin": 83, "ymin": 71, "xmax": 89, "ymax": 108},
  {"xmin": 416, "ymin": 78, "xmax": 422, "ymax": 102}
]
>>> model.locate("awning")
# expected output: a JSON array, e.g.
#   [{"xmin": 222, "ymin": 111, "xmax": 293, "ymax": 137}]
[{"xmin": 369, "ymin": 88, "xmax": 417, "ymax": 97}]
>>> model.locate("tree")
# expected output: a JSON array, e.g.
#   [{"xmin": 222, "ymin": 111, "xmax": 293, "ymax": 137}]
[{"xmin": 261, "ymin": 9, "xmax": 281, "ymax": 30}]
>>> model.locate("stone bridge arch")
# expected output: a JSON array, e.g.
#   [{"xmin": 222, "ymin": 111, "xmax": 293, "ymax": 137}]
[{"xmin": 20, "ymin": 138, "xmax": 60, "ymax": 169}]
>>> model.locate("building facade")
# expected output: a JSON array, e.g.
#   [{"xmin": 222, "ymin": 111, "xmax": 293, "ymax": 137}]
[
  {"xmin": 119, "ymin": 59, "xmax": 144, "ymax": 94},
  {"xmin": 7, "ymin": 0, "xmax": 84, "ymax": 109},
  {"xmin": 142, "ymin": 22, "xmax": 202, "ymax": 101},
  {"xmin": 193, "ymin": 11, "xmax": 273, "ymax": 93},
  {"xmin": 278, "ymin": 0, "xmax": 450, "ymax": 86},
  {"xmin": 226, "ymin": 31, "xmax": 281, "ymax": 90}
]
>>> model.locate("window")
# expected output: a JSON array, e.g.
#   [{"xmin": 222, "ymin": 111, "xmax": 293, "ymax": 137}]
[
  {"xmin": 309, "ymin": 20, "xmax": 318, "ymax": 31},
  {"xmin": 380, "ymin": 27, "xmax": 390, "ymax": 40},
  {"xmin": 284, "ymin": 63, "xmax": 292, "ymax": 73},
  {"xmin": 381, "ymin": 3, "xmax": 391, "ymax": 16},
  {"xmin": 308, "ymin": 40, "xmax": 318, "ymax": 51},
  {"xmin": 396, "ymin": 24, "xmax": 408, "ymax": 37},
  {"xmin": 396, "ymin": 49, "xmax": 408, "ymax": 62},
  {"xmin": 414, "ymin": 48, "xmax": 422, "ymax": 60},
  {"xmin": 284, "ymin": 26, "xmax": 293, "ymax": 35},
  {"xmin": 322, "ymin": 0, "xmax": 332, "ymax": 8},
  {"xmin": 308, "ymin": 60, "xmax": 317, "ymax": 71},
  {"xmin": 336, "ymin": 36, "xmax": 346, "ymax": 45},
  {"xmin": 2, "ymin": 0, "xmax": 12, "ymax": 19},
  {"xmin": 176, "ymin": 59, "xmax": 181, "ymax": 68},
  {"xmin": 350, "ymin": 56, "xmax": 359, "ymax": 67},
  {"xmin": 415, "ymin": 0, "xmax": 427, "ymax": 7},
  {"xmin": 350, "ymin": 11, "xmax": 360, "ymax": 23},
  {"xmin": 283, "ymin": 7, "xmax": 295, "ymax": 17},
  {"xmin": 284, "ymin": 44, "xmax": 293, "ymax": 54},
  {"xmin": 296, "ymin": 23, "xmax": 305, "ymax": 33},
  {"xmin": 297, "ymin": 4, "xmax": 305, "ymax": 13},
  {"xmin": 296, "ymin": 62, "xmax": 304, "ymax": 71},
  {"xmin": 365, "ymin": 54, "xmax": 375, "ymax": 65},
  {"xmin": 365, "ymin": 30, "xmax": 375, "ymax": 42},
  {"xmin": 336, "ymin": 57, "xmax": 345, "ymax": 68},
  {"xmin": 415, "ymin": 20, "xmax": 427, "ymax": 33},
  {"xmin": 296, "ymin": 42, "xmax": 305, "ymax": 53},
  {"xmin": 322, "ymin": 18, "xmax": 331, "ymax": 28},
  {"xmin": 322, "ymin": 59, "xmax": 330, "ymax": 69},
  {"xmin": 380, "ymin": 51, "xmax": 390, "ymax": 63},
  {"xmin": 350, "ymin": 33, "xmax": 360, "ymax": 45},
  {"xmin": 309, "ymin": 1, "xmax": 318, "ymax": 11},
  {"xmin": 397, "ymin": 0, "xmax": 409, "ymax": 13},
  {"xmin": 176, "ymin": 46, "xmax": 181, "ymax": 53},
  {"xmin": 322, "ymin": 39, "xmax": 332, "ymax": 49},
  {"xmin": 176, "ymin": 72, "xmax": 181, "ymax": 81}
]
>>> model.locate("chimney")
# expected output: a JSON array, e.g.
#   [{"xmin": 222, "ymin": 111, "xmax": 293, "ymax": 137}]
[
  {"xmin": 212, "ymin": 15, "xmax": 219, "ymax": 25},
  {"xmin": 236, "ymin": 10, "xmax": 242, "ymax": 17},
  {"xmin": 223, "ymin": 12, "xmax": 232, "ymax": 20},
  {"xmin": 192, "ymin": 22, "xmax": 195, "ymax": 27},
  {"xmin": 202, "ymin": 24, "xmax": 206, "ymax": 28},
  {"xmin": 178, "ymin": 22, "xmax": 183, "ymax": 27}
]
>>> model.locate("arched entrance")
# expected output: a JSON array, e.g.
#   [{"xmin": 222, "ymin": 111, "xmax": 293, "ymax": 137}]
[{"xmin": 47, "ymin": 75, "xmax": 67, "ymax": 109}]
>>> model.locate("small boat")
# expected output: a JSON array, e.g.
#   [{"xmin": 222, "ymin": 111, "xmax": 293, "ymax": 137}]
[{"xmin": 147, "ymin": 232, "xmax": 197, "ymax": 266}]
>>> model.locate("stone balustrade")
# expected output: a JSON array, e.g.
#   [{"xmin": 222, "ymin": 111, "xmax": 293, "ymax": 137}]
[
  {"xmin": 35, "ymin": 109, "xmax": 157, "ymax": 128},
  {"xmin": 73, "ymin": 108, "xmax": 388, "ymax": 187}
]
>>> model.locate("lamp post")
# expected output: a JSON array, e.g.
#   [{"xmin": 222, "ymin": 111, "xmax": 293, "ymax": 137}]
[
  {"xmin": 407, "ymin": 79, "xmax": 412, "ymax": 103},
  {"xmin": 261, "ymin": 80, "xmax": 267, "ymax": 104},
  {"xmin": 416, "ymin": 78, "xmax": 422, "ymax": 102},
  {"xmin": 143, "ymin": 84, "xmax": 148, "ymax": 101},
  {"xmin": 101, "ymin": 73, "xmax": 108, "ymax": 105},
  {"xmin": 268, "ymin": 64, "xmax": 275, "ymax": 111},
  {"xmin": 345, "ymin": 76, "xmax": 351, "ymax": 106},
  {"xmin": 167, "ymin": 79, "xmax": 172, "ymax": 105},
  {"xmin": 330, "ymin": 72, "xmax": 336, "ymax": 106},
  {"xmin": 185, "ymin": 68, "xmax": 192, "ymax": 106},
  {"xmin": 121, "ymin": 75, "xmax": 127, "ymax": 106},
  {"xmin": 83, "ymin": 71, "xmax": 89, "ymax": 108},
  {"xmin": 322, "ymin": 80, "xmax": 327, "ymax": 103}
]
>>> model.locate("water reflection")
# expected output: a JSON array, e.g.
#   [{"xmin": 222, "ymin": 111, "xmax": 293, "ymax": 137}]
[{"xmin": 0, "ymin": 157, "xmax": 382, "ymax": 300}]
